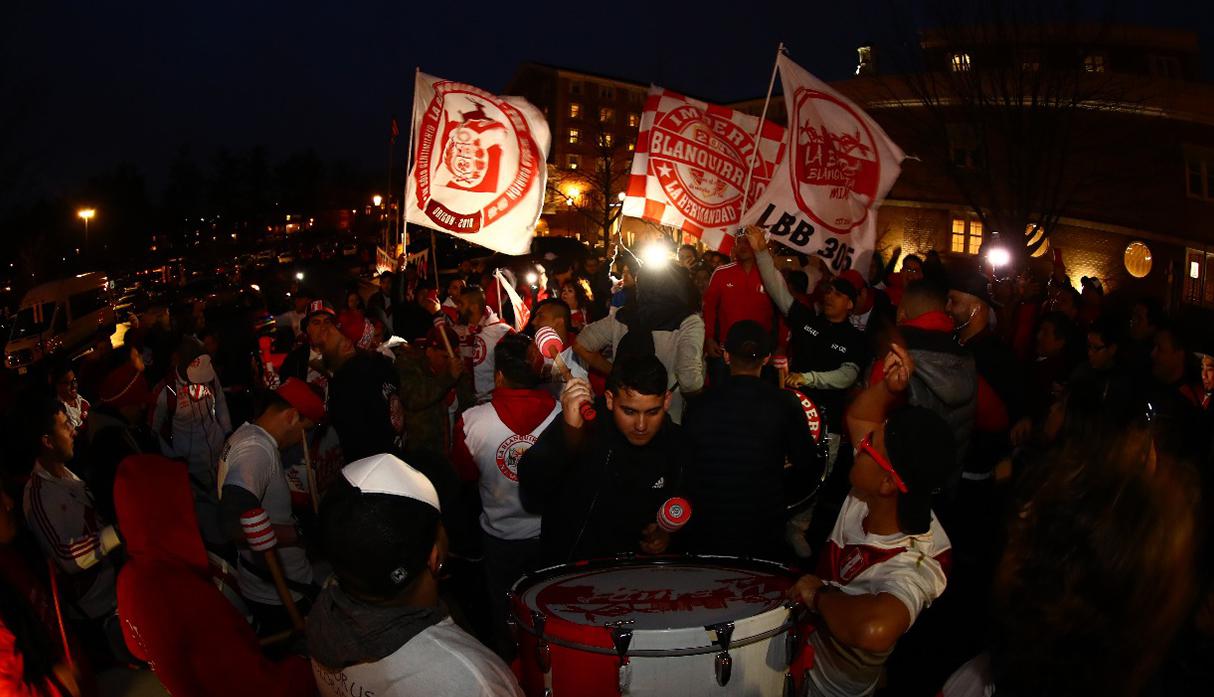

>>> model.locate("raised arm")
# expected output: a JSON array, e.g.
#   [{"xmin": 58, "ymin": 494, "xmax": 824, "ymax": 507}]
[
  {"xmin": 846, "ymin": 343, "xmax": 913, "ymax": 444},
  {"xmin": 746, "ymin": 226, "xmax": 794, "ymax": 316}
]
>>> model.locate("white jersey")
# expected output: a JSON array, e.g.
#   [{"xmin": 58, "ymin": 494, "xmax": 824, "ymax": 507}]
[
  {"xmin": 459, "ymin": 400, "xmax": 559, "ymax": 540},
  {"xmin": 217, "ymin": 422, "xmax": 313, "ymax": 605},
  {"xmin": 312, "ymin": 617, "xmax": 523, "ymax": 697},
  {"xmin": 808, "ymin": 495, "xmax": 951, "ymax": 697},
  {"xmin": 456, "ymin": 314, "xmax": 513, "ymax": 402}
]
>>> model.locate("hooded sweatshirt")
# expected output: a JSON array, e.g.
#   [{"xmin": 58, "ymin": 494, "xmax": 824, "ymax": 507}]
[
  {"xmin": 873, "ymin": 311, "xmax": 976, "ymax": 466},
  {"xmin": 114, "ymin": 454, "xmax": 315, "ymax": 697},
  {"xmin": 450, "ymin": 388, "xmax": 561, "ymax": 540},
  {"xmin": 307, "ymin": 587, "xmax": 521, "ymax": 697}
]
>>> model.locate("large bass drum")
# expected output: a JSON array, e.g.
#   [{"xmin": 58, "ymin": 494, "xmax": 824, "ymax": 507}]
[
  {"xmin": 784, "ymin": 388, "xmax": 832, "ymax": 512},
  {"xmin": 509, "ymin": 555, "xmax": 814, "ymax": 696}
]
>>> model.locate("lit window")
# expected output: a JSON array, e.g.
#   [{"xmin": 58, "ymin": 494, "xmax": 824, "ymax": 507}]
[
  {"xmin": 566, "ymin": 154, "xmax": 581, "ymax": 170},
  {"xmin": 569, "ymin": 103, "xmax": 581, "ymax": 119},
  {"xmin": 627, "ymin": 141, "xmax": 635, "ymax": 152},
  {"xmin": 1026, "ymin": 224, "xmax": 1049, "ymax": 258},
  {"xmin": 950, "ymin": 53, "xmax": 971, "ymax": 72},
  {"xmin": 568, "ymin": 129, "xmax": 579, "ymax": 145},
  {"xmin": 950, "ymin": 218, "xmax": 967, "ymax": 253},
  {"xmin": 1083, "ymin": 53, "xmax": 1106, "ymax": 73},
  {"xmin": 856, "ymin": 45, "xmax": 875, "ymax": 76},
  {"xmin": 951, "ymin": 217, "xmax": 983, "ymax": 255},
  {"xmin": 627, "ymin": 113, "xmax": 640, "ymax": 128},
  {"xmin": 599, "ymin": 85, "xmax": 615, "ymax": 100},
  {"xmin": 601, "ymin": 132, "xmax": 614, "ymax": 147},
  {"xmin": 600, "ymin": 107, "xmax": 614, "ymax": 123}
]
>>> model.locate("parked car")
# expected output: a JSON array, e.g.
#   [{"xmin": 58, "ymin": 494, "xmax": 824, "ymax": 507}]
[
  {"xmin": 341, "ymin": 242, "xmax": 358, "ymax": 257},
  {"xmin": 277, "ymin": 250, "xmax": 296, "ymax": 265},
  {"xmin": 5, "ymin": 272, "xmax": 115, "ymax": 373}
]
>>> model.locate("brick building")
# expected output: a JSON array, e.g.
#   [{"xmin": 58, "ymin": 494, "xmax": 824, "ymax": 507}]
[
  {"xmin": 735, "ymin": 25, "xmax": 1214, "ymax": 314},
  {"xmin": 509, "ymin": 27, "xmax": 1214, "ymax": 316},
  {"xmin": 506, "ymin": 63, "xmax": 656, "ymax": 250}
]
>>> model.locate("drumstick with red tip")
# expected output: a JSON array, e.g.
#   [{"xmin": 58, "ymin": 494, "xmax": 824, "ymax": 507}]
[
  {"xmin": 535, "ymin": 326, "xmax": 596, "ymax": 421},
  {"xmin": 241, "ymin": 508, "xmax": 305, "ymax": 632},
  {"xmin": 657, "ymin": 497, "xmax": 692, "ymax": 533}
]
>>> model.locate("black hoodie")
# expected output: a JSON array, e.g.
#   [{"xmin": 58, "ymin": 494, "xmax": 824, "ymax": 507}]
[{"xmin": 518, "ymin": 398, "xmax": 688, "ymax": 565}]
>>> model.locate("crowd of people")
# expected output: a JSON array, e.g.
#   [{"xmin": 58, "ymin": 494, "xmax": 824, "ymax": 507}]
[{"xmin": 0, "ymin": 224, "xmax": 1211, "ymax": 696}]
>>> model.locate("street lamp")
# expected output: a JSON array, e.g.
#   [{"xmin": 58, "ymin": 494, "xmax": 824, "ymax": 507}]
[
  {"xmin": 77, "ymin": 208, "xmax": 95, "ymax": 256},
  {"xmin": 372, "ymin": 194, "xmax": 383, "ymax": 207}
]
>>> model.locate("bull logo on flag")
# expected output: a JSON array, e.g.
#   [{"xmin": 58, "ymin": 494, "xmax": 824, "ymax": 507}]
[
  {"xmin": 790, "ymin": 89, "xmax": 882, "ymax": 234},
  {"xmin": 441, "ymin": 101, "xmax": 507, "ymax": 192}
]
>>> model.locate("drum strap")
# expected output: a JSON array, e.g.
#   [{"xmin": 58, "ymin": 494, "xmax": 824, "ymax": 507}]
[{"xmin": 566, "ymin": 448, "xmax": 612, "ymax": 563}]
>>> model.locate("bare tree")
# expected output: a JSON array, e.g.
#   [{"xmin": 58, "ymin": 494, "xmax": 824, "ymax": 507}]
[
  {"xmin": 546, "ymin": 123, "xmax": 633, "ymax": 255},
  {"xmin": 875, "ymin": 0, "xmax": 1145, "ymax": 260}
]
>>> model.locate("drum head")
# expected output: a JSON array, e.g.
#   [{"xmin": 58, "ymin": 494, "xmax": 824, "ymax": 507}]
[{"xmin": 518, "ymin": 558, "xmax": 793, "ymax": 632}]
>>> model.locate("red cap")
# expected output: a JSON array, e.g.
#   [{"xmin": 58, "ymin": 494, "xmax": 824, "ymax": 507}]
[
  {"xmin": 276, "ymin": 377, "xmax": 325, "ymax": 424},
  {"xmin": 99, "ymin": 362, "xmax": 152, "ymax": 410},
  {"xmin": 836, "ymin": 269, "xmax": 867, "ymax": 295}
]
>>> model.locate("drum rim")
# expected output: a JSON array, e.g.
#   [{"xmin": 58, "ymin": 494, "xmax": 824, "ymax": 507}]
[
  {"xmin": 509, "ymin": 554, "xmax": 802, "ymax": 655},
  {"xmin": 510, "ymin": 554, "xmax": 800, "ymax": 597},
  {"xmin": 513, "ymin": 613, "xmax": 801, "ymax": 658}
]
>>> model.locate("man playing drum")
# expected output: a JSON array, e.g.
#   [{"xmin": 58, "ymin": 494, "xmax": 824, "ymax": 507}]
[
  {"xmin": 790, "ymin": 344, "xmax": 955, "ymax": 697},
  {"xmin": 518, "ymin": 355, "xmax": 689, "ymax": 565}
]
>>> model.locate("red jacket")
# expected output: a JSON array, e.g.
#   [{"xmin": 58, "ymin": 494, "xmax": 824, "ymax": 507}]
[
  {"xmin": 702, "ymin": 261, "xmax": 775, "ymax": 343},
  {"xmin": 114, "ymin": 455, "xmax": 315, "ymax": 697}
]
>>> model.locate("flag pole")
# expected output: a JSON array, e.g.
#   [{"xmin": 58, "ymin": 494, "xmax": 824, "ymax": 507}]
[
  {"xmin": 738, "ymin": 42, "xmax": 786, "ymax": 223},
  {"xmin": 401, "ymin": 67, "xmax": 420, "ymax": 254},
  {"xmin": 386, "ymin": 118, "xmax": 395, "ymax": 254}
]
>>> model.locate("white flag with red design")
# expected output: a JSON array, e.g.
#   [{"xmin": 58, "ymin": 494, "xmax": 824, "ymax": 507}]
[
  {"xmin": 741, "ymin": 55, "xmax": 904, "ymax": 274},
  {"xmin": 405, "ymin": 72, "xmax": 550, "ymax": 255},
  {"xmin": 494, "ymin": 269, "xmax": 530, "ymax": 332},
  {"xmin": 622, "ymin": 87, "xmax": 786, "ymax": 254}
]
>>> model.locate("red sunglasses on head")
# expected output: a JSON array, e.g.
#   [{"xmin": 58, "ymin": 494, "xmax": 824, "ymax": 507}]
[{"xmin": 857, "ymin": 431, "xmax": 909, "ymax": 494}]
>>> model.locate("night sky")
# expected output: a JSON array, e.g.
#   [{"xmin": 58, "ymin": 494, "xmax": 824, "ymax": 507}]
[{"xmin": 4, "ymin": 1, "xmax": 1213, "ymax": 198}]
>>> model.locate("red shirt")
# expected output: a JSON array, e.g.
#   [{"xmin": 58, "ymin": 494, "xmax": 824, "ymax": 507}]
[{"xmin": 702, "ymin": 262, "xmax": 775, "ymax": 342}]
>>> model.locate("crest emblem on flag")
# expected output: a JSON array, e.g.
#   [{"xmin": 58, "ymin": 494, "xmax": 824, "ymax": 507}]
[
  {"xmin": 441, "ymin": 102, "xmax": 507, "ymax": 192},
  {"xmin": 623, "ymin": 87, "xmax": 785, "ymax": 253},
  {"xmin": 742, "ymin": 55, "xmax": 904, "ymax": 273},
  {"xmin": 790, "ymin": 90, "xmax": 882, "ymax": 234},
  {"xmin": 406, "ymin": 73, "xmax": 549, "ymax": 255}
]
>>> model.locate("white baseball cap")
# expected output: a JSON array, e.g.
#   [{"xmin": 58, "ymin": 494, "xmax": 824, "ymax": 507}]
[{"xmin": 341, "ymin": 454, "xmax": 440, "ymax": 513}]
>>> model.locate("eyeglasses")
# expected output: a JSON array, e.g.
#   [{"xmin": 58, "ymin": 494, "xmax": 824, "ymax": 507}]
[
  {"xmin": 59, "ymin": 378, "xmax": 78, "ymax": 387},
  {"xmin": 857, "ymin": 431, "xmax": 909, "ymax": 494}
]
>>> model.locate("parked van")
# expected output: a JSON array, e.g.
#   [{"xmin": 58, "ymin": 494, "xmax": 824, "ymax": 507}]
[{"xmin": 5, "ymin": 272, "xmax": 115, "ymax": 373}]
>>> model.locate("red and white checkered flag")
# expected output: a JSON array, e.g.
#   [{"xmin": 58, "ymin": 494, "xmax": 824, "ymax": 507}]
[{"xmin": 622, "ymin": 87, "xmax": 786, "ymax": 254}]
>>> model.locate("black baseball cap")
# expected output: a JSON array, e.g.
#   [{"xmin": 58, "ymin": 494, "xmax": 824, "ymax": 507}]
[
  {"xmin": 883, "ymin": 407, "xmax": 956, "ymax": 535},
  {"xmin": 304, "ymin": 299, "xmax": 338, "ymax": 323},
  {"xmin": 724, "ymin": 319, "xmax": 772, "ymax": 360},
  {"xmin": 948, "ymin": 269, "xmax": 992, "ymax": 307}
]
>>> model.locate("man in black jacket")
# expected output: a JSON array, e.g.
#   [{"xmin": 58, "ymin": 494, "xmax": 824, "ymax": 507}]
[
  {"xmin": 518, "ymin": 355, "xmax": 687, "ymax": 565},
  {"xmin": 306, "ymin": 300, "xmax": 401, "ymax": 462},
  {"xmin": 682, "ymin": 320, "xmax": 817, "ymax": 560}
]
